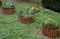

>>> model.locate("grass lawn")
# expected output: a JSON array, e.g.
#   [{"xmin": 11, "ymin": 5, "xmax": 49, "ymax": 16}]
[{"xmin": 0, "ymin": 2, "xmax": 60, "ymax": 39}]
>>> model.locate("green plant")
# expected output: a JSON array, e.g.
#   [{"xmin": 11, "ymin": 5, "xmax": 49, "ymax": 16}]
[
  {"xmin": 2, "ymin": 3, "xmax": 13, "ymax": 8},
  {"xmin": 19, "ymin": 7, "xmax": 34, "ymax": 18},
  {"xmin": 44, "ymin": 19, "xmax": 58, "ymax": 28}
]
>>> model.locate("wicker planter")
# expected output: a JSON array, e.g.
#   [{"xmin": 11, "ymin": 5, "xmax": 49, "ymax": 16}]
[
  {"xmin": 42, "ymin": 23, "xmax": 59, "ymax": 38},
  {"xmin": 18, "ymin": 11, "xmax": 34, "ymax": 23},
  {"xmin": 2, "ymin": 7, "xmax": 16, "ymax": 14},
  {"xmin": 18, "ymin": 16, "xmax": 34, "ymax": 23},
  {"xmin": 0, "ymin": 1, "xmax": 2, "ymax": 7}
]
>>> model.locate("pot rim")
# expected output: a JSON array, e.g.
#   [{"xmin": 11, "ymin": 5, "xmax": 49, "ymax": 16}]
[
  {"xmin": 42, "ymin": 22, "xmax": 59, "ymax": 30},
  {"xmin": 18, "ymin": 15, "xmax": 33, "ymax": 19},
  {"xmin": 2, "ymin": 7, "xmax": 15, "ymax": 9}
]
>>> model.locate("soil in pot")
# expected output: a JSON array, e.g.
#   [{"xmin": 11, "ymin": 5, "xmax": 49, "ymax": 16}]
[
  {"xmin": 42, "ymin": 26, "xmax": 58, "ymax": 38},
  {"xmin": 2, "ymin": 8, "xmax": 16, "ymax": 15}
]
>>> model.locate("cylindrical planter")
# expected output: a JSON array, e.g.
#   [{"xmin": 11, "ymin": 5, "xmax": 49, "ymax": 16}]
[
  {"xmin": 42, "ymin": 23, "xmax": 59, "ymax": 38},
  {"xmin": 2, "ymin": 7, "xmax": 16, "ymax": 14},
  {"xmin": 18, "ymin": 16, "xmax": 34, "ymax": 23},
  {"xmin": 18, "ymin": 11, "xmax": 34, "ymax": 23},
  {"xmin": 0, "ymin": 1, "xmax": 2, "ymax": 7}
]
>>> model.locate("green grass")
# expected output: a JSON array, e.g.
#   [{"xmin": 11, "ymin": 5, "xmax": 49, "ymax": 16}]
[{"xmin": 0, "ymin": 3, "xmax": 60, "ymax": 39}]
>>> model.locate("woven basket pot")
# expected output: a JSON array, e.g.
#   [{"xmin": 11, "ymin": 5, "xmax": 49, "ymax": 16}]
[
  {"xmin": 2, "ymin": 7, "xmax": 16, "ymax": 14},
  {"xmin": 18, "ymin": 15, "xmax": 34, "ymax": 23},
  {"xmin": 42, "ymin": 23, "xmax": 59, "ymax": 38},
  {"xmin": 18, "ymin": 12, "xmax": 34, "ymax": 23}
]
